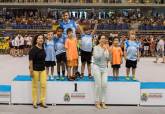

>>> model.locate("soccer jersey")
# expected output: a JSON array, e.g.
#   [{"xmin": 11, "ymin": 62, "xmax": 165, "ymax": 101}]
[
  {"xmin": 44, "ymin": 39, "xmax": 56, "ymax": 61},
  {"xmin": 54, "ymin": 35, "xmax": 66, "ymax": 55},
  {"xmin": 65, "ymin": 38, "xmax": 78, "ymax": 61},
  {"xmin": 110, "ymin": 46, "xmax": 123, "ymax": 65},
  {"xmin": 80, "ymin": 34, "xmax": 93, "ymax": 52},
  {"xmin": 59, "ymin": 19, "xmax": 77, "ymax": 38},
  {"xmin": 125, "ymin": 40, "xmax": 139, "ymax": 61}
]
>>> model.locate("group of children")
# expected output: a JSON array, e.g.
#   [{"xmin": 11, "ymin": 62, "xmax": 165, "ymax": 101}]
[
  {"xmin": 45, "ymin": 25, "xmax": 95, "ymax": 81},
  {"xmin": 108, "ymin": 30, "xmax": 140, "ymax": 80},
  {"xmin": 44, "ymin": 23, "xmax": 140, "ymax": 81}
]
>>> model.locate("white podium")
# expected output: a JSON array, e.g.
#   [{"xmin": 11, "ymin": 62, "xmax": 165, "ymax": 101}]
[
  {"xmin": 11, "ymin": 75, "xmax": 140, "ymax": 105},
  {"xmin": 11, "ymin": 76, "xmax": 32, "ymax": 104},
  {"xmin": 107, "ymin": 77, "xmax": 140, "ymax": 105},
  {"xmin": 140, "ymin": 82, "xmax": 165, "ymax": 106},
  {"xmin": 51, "ymin": 80, "xmax": 95, "ymax": 104},
  {"xmin": 0, "ymin": 85, "xmax": 11, "ymax": 104},
  {"xmin": 11, "ymin": 75, "xmax": 95, "ymax": 104}
]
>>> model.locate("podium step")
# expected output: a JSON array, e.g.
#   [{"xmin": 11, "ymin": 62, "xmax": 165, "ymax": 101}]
[{"xmin": 0, "ymin": 85, "xmax": 11, "ymax": 104}]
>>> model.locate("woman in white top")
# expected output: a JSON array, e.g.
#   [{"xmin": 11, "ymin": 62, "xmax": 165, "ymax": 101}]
[{"xmin": 93, "ymin": 35, "xmax": 110, "ymax": 109}]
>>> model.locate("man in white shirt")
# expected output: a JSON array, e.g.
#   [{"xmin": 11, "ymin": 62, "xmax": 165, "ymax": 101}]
[
  {"xmin": 19, "ymin": 35, "xmax": 24, "ymax": 56},
  {"xmin": 26, "ymin": 35, "xmax": 32, "ymax": 54},
  {"xmin": 14, "ymin": 35, "xmax": 20, "ymax": 57},
  {"xmin": 154, "ymin": 38, "xmax": 165, "ymax": 63},
  {"xmin": 26, "ymin": 35, "xmax": 32, "ymax": 48}
]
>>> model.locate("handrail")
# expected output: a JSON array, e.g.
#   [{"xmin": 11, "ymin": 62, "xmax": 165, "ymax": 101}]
[
  {"xmin": 0, "ymin": 3, "xmax": 164, "ymax": 8},
  {"xmin": 0, "ymin": 29, "xmax": 165, "ymax": 32}
]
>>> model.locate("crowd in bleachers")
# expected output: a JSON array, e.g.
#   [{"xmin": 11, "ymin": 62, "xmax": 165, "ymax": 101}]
[
  {"xmin": 0, "ymin": 9, "xmax": 165, "ymax": 31},
  {"xmin": 0, "ymin": 17, "xmax": 53, "ymax": 29},
  {"xmin": 0, "ymin": 9, "xmax": 165, "ymax": 60}
]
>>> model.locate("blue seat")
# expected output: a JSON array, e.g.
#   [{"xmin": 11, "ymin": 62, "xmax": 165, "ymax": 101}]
[
  {"xmin": 116, "ymin": 24, "xmax": 122, "ymax": 30},
  {"xmin": 104, "ymin": 24, "xmax": 109, "ymax": 30},
  {"xmin": 145, "ymin": 25, "xmax": 152, "ymax": 30}
]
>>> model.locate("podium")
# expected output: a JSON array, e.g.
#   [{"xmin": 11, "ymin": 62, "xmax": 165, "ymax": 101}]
[
  {"xmin": 11, "ymin": 75, "xmax": 140, "ymax": 105},
  {"xmin": 140, "ymin": 82, "xmax": 165, "ymax": 106},
  {"xmin": 0, "ymin": 85, "xmax": 11, "ymax": 104},
  {"xmin": 11, "ymin": 75, "xmax": 95, "ymax": 104},
  {"xmin": 107, "ymin": 77, "xmax": 140, "ymax": 105},
  {"xmin": 11, "ymin": 76, "xmax": 32, "ymax": 104}
]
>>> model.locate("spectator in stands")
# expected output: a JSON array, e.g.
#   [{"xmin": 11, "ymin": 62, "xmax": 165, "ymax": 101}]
[
  {"xmin": 26, "ymin": 35, "xmax": 33, "ymax": 54},
  {"xmin": 150, "ymin": 36, "xmax": 156, "ymax": 57},
  {"xmin": 154, "ymin": 37, "xmax": 165, "ymax": 63},
  {"xmin": 143, "ymin": 37, "xmax": 150, "ymax": 57},
  {"xmin": 14, "ymin": 34, "xmax": 20, "ymax": 56},
  {"xmin": 19, "ymin": 34, "xmax": 25, "ymax": 56},
  {"xmin": 9, "ymin": 38, "xmax": 14, "ymax": 56}
]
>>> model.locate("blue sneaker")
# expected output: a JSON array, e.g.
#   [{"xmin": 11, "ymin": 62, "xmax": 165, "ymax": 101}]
[
  {"xmin": 116, "ymin": 76, "xmax": 119, "ymax": 80},
  {"xmin": 47, "ymin": 75, "xmax": 51, "ymax": 81},
  {"xmin": 113, "ymin": 77, "xmax": 117, "ymax": 81},
  {"xmin": 60, "ymin": 76, "xmax": 65, "ymax": 81},
  {"xmin": 56, "ymin": 76, "xmax": 60, "ymax": 80},
  {"xmin": 50, "ymin": 76, "xmax": 54, "ymax": 80},
  {"xmin": 88, "ymin": 74, "xmax": 93, "ymax": 79}
]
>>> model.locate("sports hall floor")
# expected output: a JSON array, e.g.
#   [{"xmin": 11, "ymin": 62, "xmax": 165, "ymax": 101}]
[{"xmin": 0, "ymin": 55, "xmax": 165, "ymax": 114}]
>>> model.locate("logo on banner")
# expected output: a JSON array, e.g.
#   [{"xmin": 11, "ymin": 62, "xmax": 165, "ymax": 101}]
[
  {"xmin": 141, "ymin": 93, "xmax": 163, "ymax": 102},
  {"xmin": 64, "ymin": 93, "xmax": 70, "ymax": 102},
  {"xmin": 64, "ymin": 83, "xmax": 86, "ymax": 102},
  {"xmin": 141, "ymin": 93, "xmax": 148, "ymax": 102}
]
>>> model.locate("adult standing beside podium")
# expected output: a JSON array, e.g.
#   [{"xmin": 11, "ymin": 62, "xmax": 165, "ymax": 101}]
[
  {"xmin": 93, "ymin": 35, "xmax": 110, "ymax": 109},
  {"xmin": 29, "ymin": 34, "xmax": 48, "ymax": 109}
]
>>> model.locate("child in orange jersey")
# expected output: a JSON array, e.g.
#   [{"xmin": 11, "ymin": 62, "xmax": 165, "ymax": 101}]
[
  {"xmin": 110, "ymin": 38, "xmax": 123, "ymax": 80},
  {"xmin": 65, "ymin": 28, "xmax": 78, "ymax": 81}
]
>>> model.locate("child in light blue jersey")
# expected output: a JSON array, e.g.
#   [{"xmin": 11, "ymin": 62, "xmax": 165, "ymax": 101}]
[
  {"xmin": 54, "ymin": 27, "xmax": 66, "ymax": 80},
  {"xmin": 44, "ymin": 32, "xmax": 56, "ymax": 80},
  {"xmin": 79, "ymin": 20, "xmax": 98, "ymax": 79},
  {"xmin": 124, "ymin": 30, "xmax": 140, "ymax": 81}
]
